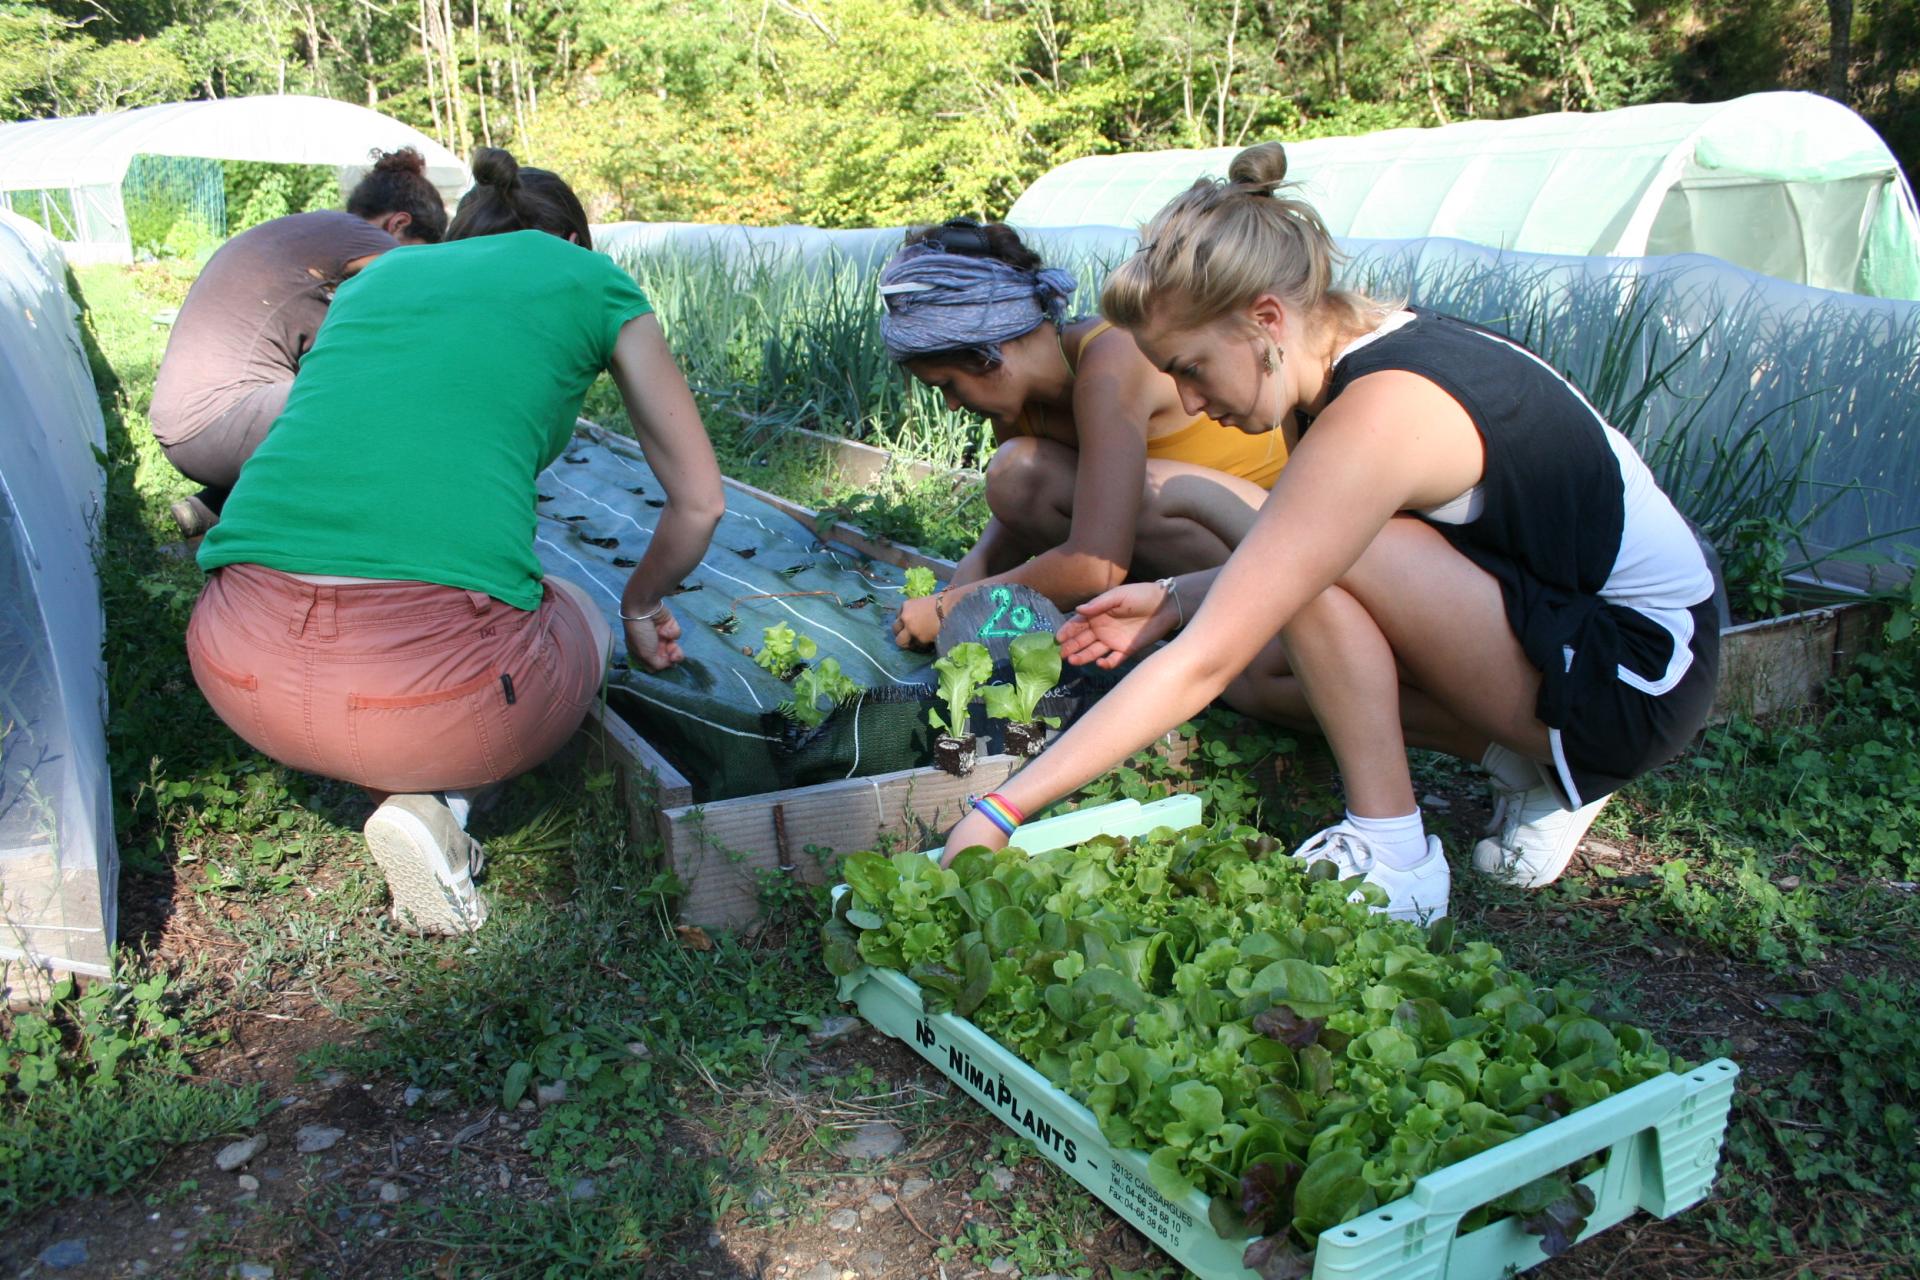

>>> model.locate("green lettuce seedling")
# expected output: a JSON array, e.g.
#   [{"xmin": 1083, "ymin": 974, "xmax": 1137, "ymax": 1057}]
[
  {"xmin": 929, "ymin": 642, "xmax": 992, "ymax": 739},
  {"xmin": 826, "ymin": 822, "xmax": 1679, "ymax": 1269},
  {"xmin": 902, "ymin": 566, "xmax": 938, "ymax": 599},
  {"xmin": 754, "ymin": 621, "xmax": 817, "ymax": 680},
  {"xmin": 982, "ymin": 632, "xmax": 1063, "ymax": 728},
  {"xmin": 783, "ymin": 658, "xmax": 860, "ymax": 728}
]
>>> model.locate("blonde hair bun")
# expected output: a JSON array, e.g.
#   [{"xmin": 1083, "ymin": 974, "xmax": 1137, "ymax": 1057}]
[{"xmin": 1227, "ymin": 141, "xmax": 1290, "ymax": 194}]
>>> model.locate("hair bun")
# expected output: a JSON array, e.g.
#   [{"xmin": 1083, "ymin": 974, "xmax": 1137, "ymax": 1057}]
[
  {"xmin": 1227, "ymin": 141, "xmax": 1290, "ymax": 194},
  {"xmin": 369, "ymin": 146, "xmax": 427, "ymax": 176},
  {"xmin": 470, "ymin": 146, "xmax": 521, "ymax": 191}
]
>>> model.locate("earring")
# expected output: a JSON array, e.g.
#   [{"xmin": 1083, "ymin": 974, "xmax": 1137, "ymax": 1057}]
[{"xmin": 1261, "ymin": 343, "xmax": 1283, "ymax": 374}]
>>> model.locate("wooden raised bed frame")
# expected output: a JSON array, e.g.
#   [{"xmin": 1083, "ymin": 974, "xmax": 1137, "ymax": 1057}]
[{"xmin": 577, "ymin": 423, "xmax": 1890, "ymax": 929}]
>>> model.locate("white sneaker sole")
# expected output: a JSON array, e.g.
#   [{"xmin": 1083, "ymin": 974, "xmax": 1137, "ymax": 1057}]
[
  {"xmin": 1472, "ymin": 795, "xmax": 1608, "ymax": 889},
  {"xmin": 364, "ymin": 799, "xmax": 489, "ymax": 935}
]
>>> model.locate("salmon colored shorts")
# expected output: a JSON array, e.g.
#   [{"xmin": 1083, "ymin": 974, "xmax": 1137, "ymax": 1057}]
[{"xmin": 187, "ymin": 564, "xmax": 604, "ymax": 794}]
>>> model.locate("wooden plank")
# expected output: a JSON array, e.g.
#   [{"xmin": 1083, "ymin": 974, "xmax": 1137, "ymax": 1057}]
[
  {"xmin": 577, "ymin": 699, "xmax": 692, "ymax": 851},
  {"xmin": 666, "ymin": 749, "xmax": 1026, "ymax": 929},
  {"xmin": 785, "ymin": 425, "xmax": 981, "ymax": 489},
  {"xmin": 1713, "ymin": 607, "xmax": 1842, "ymax": 721}
]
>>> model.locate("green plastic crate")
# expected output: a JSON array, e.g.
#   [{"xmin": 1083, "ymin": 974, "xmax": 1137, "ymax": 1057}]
[{"xmin": 832, "ymin": 795, "xmax": 1740, "ymax": 1280}]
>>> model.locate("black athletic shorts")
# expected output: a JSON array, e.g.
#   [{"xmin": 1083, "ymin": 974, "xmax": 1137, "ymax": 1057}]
[{"xmin": 1465, "ymin": 547, "xmax": 1722, "ymax": 809}]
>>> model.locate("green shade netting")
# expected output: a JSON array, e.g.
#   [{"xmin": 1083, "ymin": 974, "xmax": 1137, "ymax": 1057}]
[{"xmin": 534, "ymin": 433, "xmax": 944, "ymax": 802}]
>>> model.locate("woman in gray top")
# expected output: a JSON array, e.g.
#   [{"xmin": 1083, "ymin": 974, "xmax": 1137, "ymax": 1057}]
[{"xmin": 152, "ymin": 148, "xmax": 448, "ymax": 536}]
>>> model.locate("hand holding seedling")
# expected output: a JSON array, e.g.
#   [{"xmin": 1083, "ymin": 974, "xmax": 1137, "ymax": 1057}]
[
  {"xmin": 623, "ymin": 604, "xmax": 684, "ymax": 670},
  {"xmin": 1058, "ymin": 581, "xmax": 1179, "ymax": 669},
  {"xmin": 891, "ymin": 592, "xmax": 943, "ymax": 649}
]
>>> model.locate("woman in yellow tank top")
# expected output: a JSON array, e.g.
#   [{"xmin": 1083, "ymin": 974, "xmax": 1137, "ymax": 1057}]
[{"xmin": 879, "ymin": 220, "xmax": 1297, "ymax": 648}]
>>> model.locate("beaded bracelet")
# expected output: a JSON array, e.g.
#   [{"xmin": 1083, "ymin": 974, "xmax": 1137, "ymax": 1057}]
[{"xmin": 970, "ymin": 791, "xmax": 1024, "ymax": 836}]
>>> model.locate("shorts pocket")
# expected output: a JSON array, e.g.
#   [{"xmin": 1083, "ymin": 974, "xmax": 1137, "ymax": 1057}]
[{"xmin": 345, "ymin": 669, "xmax": 520, "ymax": 793}]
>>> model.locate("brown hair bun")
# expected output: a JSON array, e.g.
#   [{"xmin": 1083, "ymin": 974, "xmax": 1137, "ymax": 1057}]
[
  {"xmin": 471, "ymin": 147, "xmax": 521, "ymax": 191},
  {"xmin": 370, "ymin": 147, "xmax": 427, "ymax": 177}
]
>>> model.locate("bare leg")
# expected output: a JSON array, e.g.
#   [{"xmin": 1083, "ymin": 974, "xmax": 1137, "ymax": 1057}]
[
  {"xmin": 981, "ymin": 437, "xmax": 1078, "ymax": 567},
  {"xmin": 1130, "ymin": 460, "xmax": 1268, "ymax": 579},
  {"xmin": 1278, "ymin": 517, "xmax": 1551, "ymax": 818},
  {"xmin": 1223, "ymin": 637, "xmax": 1480, "ymax": 757}
]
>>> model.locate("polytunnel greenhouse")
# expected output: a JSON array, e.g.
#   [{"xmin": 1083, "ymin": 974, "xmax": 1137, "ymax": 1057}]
[
  {"xmin": 1009, "ymin": 91, "xmax": 1920, "ymax": 299},
  {"xmin": 0, "ymin": 96, "xmax": 467, "ymax": 266},
  {"xmin": 0, "ymin": 211, "xmax": 116, "ymax": 984}
]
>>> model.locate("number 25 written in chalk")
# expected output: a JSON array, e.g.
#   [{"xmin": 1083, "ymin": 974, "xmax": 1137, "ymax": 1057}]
[{"xmin": 979, "ymin": 586, "xmax": 1038, "ymax": 638}]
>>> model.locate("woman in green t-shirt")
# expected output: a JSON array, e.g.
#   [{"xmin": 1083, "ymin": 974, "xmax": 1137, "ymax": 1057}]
[{"xmin": 187, "ymin": 148, "xmax": 725, "ymax": 936}]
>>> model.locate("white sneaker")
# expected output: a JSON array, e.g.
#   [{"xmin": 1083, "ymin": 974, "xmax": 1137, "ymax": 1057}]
[
  {"xmin": 1291, "ymin": 823, "xmax": 1450, "ymax": 922},
  {"xmin": 1472, "ymin": 773, "xmax": 1609, "ymax": 888},
  {"xmin": 364, "ymin": 794, "xmax": 491, "ymax": 935}
]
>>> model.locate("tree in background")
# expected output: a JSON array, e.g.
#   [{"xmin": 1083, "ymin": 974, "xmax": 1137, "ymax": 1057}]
[{"xmin": 1, "ymin": 0, "xmax": 1912, "ymax": 228}]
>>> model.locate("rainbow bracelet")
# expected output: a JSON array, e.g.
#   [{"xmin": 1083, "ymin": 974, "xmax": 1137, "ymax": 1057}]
[{"xmin": 971, "ymin": 791, "xmax": 1024, "ymax": 836}]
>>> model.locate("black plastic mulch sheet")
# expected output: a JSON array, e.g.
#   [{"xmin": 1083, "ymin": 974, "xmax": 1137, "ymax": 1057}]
[{"xmin": 534, "ymin": 433, "xmax": 944, "ymax": 802}]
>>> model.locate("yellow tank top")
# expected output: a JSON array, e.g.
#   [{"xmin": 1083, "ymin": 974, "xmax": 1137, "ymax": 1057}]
[{"xmin": 1015, "ymin": 320, "xmax": 1288, "ymax": 488}]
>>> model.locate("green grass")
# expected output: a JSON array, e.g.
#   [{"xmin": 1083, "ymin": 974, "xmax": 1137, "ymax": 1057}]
[{"xmin": 5, "ymin": 259, "xmax": 1920, "ymax": 1279}]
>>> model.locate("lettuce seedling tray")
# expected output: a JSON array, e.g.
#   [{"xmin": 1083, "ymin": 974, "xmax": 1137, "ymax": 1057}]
[{"xmin": 833, "ymin": 795, "xmax": 1740, "ymax": 1280}]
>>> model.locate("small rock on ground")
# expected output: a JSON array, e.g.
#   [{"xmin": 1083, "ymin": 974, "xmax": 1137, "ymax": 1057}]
[
  {"xmin": 215, "ymin": 1135, "xmax": 268, "ymax": 1171},
  {"xmin": 987, "ymin": 1164, "xmax": 1016, "ymax": 1192},
  {"xmin": 236, "ymin": 1174, "xmax": 260, "ymax": 1193},
  {"xmin": 841, "ymin": 1120, "xmax": 906, "ymax": 1161},
  {"xmin": 315, "ymin": 1069, "xmax": 349, "ymax": 1089},
  {"xmin": 808, "ymin": 1014, "xmax": 860, "ymax": 1044},
  {"xmin": 379, "ymin": 1181, "xmax": 408, "ymax": 1204},
  {"xmin": 897, "ymin": 1176, "xmax": 933, "ymax": 1200},
  {"xmin": 862, "ymin": 1192, "xmax": 894, "ymax": 1216},
  {"xmin": 826, "ymin": 1207, "xmax": 861, "ymax": 1231},
  {"xmin": 852, "ymin": 1248, "xmax": 890, "ymax": 1276},
  {"xmin": 295, "ymin": 1125, "xmax": 345, "ymax": 1154},
  {"xmin": 37, "ymin": 1240, "xmax": 88, "ymax": 1270},
  {"xmin": 798, "ymin": 1265, "xmax": 838, "ymax": 1280},
  {"xmin": 536, "ymin": 1081, "xmax": 568, "ymax": 1107},
  {"xmin": 567, "ymin": 1178, "xmax": 597, "ymax": 1201},
  {"xmin": 988, "ymin": 1259, "xmax": 1017, "ymax": 1275},
  {"xmin": 748, "ymin": 1186, "xmax": 778, "ymax": 1210},
  {"xmin": 233, "ymin": 1265, "xmax": 275, "ymax": 1280},
  {"xmin": 402, "ymin": 1086, "xmax": 425, "ymax": 1106}
]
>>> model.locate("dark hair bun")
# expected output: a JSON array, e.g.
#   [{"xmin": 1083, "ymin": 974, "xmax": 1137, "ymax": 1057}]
[
  {"xmin": 1228, "ymin": 141, "xmax": 1290, "ymax": 193},
  {"xmin": 471, "ymin": 147, "xmax": 521, "ymax": 191},
  {"xmin": 370, "ymin": 147, "xmax": 427, "ymax": 176}
]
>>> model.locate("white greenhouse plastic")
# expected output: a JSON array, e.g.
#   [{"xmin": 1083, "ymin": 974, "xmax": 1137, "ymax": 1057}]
[
  {"xmin": 0, "ymin": 212, "xmax": 117, "ymax": 986},
  {"xmin": 0, "ymin": 96, "xmax": 467, "ymax": 266},
  {"xmin": 1009, "ymin": 92, "xmax": 1920, "ymax": 300}
]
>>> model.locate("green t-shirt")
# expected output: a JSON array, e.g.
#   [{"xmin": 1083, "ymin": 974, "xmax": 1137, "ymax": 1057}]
[{"xmin": 199, "ymin": 230, "xmax": 654, "ymax": 610}]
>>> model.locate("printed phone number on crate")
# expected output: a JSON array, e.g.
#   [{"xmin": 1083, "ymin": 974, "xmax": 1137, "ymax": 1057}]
[{"xmin": 1107, "ymin": 1162, "xmax": 1194, "ymax": 1247}]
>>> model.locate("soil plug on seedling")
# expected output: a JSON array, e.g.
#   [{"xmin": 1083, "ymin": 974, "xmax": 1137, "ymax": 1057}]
[
  {"xmin": 982, "ymin": 632, "xmax": 1062, "ymax": 757},
  {"xmin": 929, "ymin": 642, "xmax": 991, "ymax": 775}
]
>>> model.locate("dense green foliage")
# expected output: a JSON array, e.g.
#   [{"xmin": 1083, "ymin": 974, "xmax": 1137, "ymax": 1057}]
[
  {"xmin": 825, "ymin": 824, "xmax": 1679, "ymax": 1267},
  {"xmin": 5, "ymin": 0, "xmax": 1913, "ymax": 228}
]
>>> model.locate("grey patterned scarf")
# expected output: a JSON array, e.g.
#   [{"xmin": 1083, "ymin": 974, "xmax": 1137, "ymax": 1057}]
[{"xmin": 878, "ymin": 242, "xmax": 1077, "ymax": 365}]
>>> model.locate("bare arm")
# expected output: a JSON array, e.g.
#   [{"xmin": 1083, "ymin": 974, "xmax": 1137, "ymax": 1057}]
[
  {"xmin": 946, "ymin": 334, "xmax": 1160, "ymax": 608},
  {"xmin": 608, "ymin": 314, "xmax": 726, "ymax": 667},
  {"xmin": 945, "ymin": 372, "xmax": 1484, "ymax": 857}
]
